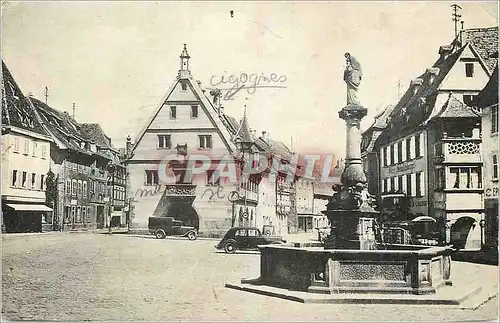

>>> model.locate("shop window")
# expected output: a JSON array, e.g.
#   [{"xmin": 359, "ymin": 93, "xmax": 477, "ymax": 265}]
[
  {"xmin": 87, "ymin": 206, "xmax": 92, "ymax": 223},
  {"xmin": 82, "ymin": 207, "xmax": 87, "ymax": 223},
  {"xmin": 42, "ymin": 212, "xmax": 53, "ymax": 224}
]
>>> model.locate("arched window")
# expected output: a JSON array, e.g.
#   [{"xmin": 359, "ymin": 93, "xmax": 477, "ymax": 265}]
[
  {"xmin": 78, "ymin": 180, "xmax": 83, "ymax": 197},
  {"xmin": 72, "ymin": 179, "xmax": 77, "ymax": 196},
  {"xmin": 66, "ymin": 179, "xmax": 71, "ymax": 194},
  {"xmin": 83, "ymin": 181, "xmax": 87, "ymax": 198}
]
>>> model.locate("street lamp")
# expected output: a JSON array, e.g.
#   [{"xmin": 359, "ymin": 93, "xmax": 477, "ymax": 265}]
[{"xmin": 106, "ymin": 162, "xmax": 116, "ymax": 235}]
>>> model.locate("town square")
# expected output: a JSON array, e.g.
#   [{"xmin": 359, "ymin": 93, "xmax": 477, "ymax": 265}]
[{"xmin": 1, "ymin": 1, "xmax": 499, "ymax": 322}]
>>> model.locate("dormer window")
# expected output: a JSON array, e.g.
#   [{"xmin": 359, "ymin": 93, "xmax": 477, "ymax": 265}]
[
  {"xmin": 465, "ymin": 63, "xmax": 474, "ymax": 77},
  {"xmin": 411, "ymin": 78, "xmax": 423, "ymax": 95}
]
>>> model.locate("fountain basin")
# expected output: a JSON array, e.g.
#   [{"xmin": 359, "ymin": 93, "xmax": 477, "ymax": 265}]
[{"xmin": 242, "ymin": 244, "xmax": 453, "ymax": 295}]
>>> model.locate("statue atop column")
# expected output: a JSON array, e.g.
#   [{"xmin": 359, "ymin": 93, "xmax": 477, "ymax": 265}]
[{"xmin": 343, "ymin": 53, "xmax": 362, "ymax": 106}]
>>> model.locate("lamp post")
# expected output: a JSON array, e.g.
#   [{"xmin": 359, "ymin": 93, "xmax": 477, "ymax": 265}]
[
  {"xmin": 236, "ymin": 137, "xmax": 252, "ymax": 226},
  {"xmin": 107, "ymin": 162, "xmax": 116, "ymax": 235}
]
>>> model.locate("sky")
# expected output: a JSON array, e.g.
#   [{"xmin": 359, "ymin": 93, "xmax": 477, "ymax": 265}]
[{"xmin": 2, "ymin": 1, "xmax": 498, "ymax": 157}]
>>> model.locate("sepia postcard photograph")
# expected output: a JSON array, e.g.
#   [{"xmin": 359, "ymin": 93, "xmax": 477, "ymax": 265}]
[{"xmin": 1, "ymin": 1, "xmax": 499, "ymax": 321}]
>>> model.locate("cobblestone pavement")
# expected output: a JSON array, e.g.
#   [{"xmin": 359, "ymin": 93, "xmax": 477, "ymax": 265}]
[{"xmin": 2, "ymin": 233, "xmax": 498, "ymax": 321}]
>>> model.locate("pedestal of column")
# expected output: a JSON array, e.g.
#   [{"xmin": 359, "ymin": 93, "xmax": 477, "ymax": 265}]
[{"xmin": 323, "ymin": 104, "xmax": 379, "ymax": 250}]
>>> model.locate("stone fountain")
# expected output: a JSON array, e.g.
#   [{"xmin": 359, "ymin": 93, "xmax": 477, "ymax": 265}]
[{"xmin": 225, "ymin": 53, "xmax": 488, "ymax": 305}]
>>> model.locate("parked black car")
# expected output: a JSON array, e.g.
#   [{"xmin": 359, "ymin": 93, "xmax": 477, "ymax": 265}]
[
  {"xmin": 215, "ymin": 227, "xmax": 286, "ymax": 253},
  {"xmin": 148, "ymin": 217, "xmax": 198, "ymax": 240}
]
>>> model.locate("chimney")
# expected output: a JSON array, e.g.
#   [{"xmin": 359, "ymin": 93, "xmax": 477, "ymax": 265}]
[
  {"xmin": 439, "ymin": 45, "xmax": 453, "ymax": 60},
  {"xmin": 426, "ymin": 68, "xmax": 440, "ymax": 84},
  {"xmin": 410, "ymin": 78, "xmax": 423, "ymax": 95}
]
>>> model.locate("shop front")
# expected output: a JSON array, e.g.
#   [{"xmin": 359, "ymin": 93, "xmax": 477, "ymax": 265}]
[{"xmin": 2, "ymin": 203, "xmax": 53, "ymax": 233}]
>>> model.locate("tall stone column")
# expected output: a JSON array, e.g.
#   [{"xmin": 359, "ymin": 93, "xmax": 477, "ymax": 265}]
[
  {"xmin": 323, "ymin": 103, "xmax": 378, "ymax": 250},
  {"xmin": 340, "ymin": 104, "xmax": 367, "ymax": 187}
]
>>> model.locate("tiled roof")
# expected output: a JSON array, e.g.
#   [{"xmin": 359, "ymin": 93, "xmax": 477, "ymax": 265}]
[
  {"xmin": 2, "ymin": 61, "xmax": 49, "ymax": 136},
  {"xmin": 435, "ymin": 94, "xmax": 481, "ymax": 118},
  {"xmin": 474, "ymin": 64, "xmax": 498, "ymax": 108},
  {"xmin": 378, "ymin": 42, "xmax": 470, "ymax": 142},
  {"xmin": 29, "ymin": 97, "xmax": 93, "ymax": 155},
  {"xmin": 79, "ymin": 123, "xmax": 115, "ymax": 150},
  {"xmin": 461, "ymin": 27, "xmax": 499, "ymax": 72},
  {"xmin": 235, "ymin": 108, "xmax": 254, "ymax": 143}
]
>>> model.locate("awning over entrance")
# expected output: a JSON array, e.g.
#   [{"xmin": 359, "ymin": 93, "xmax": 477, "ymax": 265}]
[
  {"xmin": 412, "ymin": 216, "xmax": 436, "ymax": 223},
  {"xmin": 6, "ymin": 204, "xmax": 53, "ymax": 212}
]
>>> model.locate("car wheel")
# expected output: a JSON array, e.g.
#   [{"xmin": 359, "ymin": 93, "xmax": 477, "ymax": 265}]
[
  {"xmin": 224, "ymin": 241, "xmax": 236, "ymax": 254},
  {"xmin": 155, "ymin": 229, "xmax": 166, "ymax": 239},
  {"xmin": 187, "ymin": 231, "xmax": 197, "ymax": 241}
]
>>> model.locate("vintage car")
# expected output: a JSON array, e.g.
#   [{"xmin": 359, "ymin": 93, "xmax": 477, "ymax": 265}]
[
  {"xmin": 215, "ymin": 227, "xmax": 286, "ymax": 253},
  {"xmin": 148, "ymin": 217, "xmax": 198, "ymax": 240}
]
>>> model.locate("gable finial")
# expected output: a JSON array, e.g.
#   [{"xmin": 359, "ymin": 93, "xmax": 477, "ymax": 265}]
[{"xmin": 179, "ymin": 44, "xmax": 191, "ymax": 78}]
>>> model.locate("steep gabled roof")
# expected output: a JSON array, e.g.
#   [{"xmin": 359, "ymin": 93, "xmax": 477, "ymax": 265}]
[
  {"xmin": 79, "ymin": 123, "xmax": 117, "ymax": 152},
  {"xmin": 2, "ymin": 61, "xmax": 49, "ymax": 137},
  {"xmin": 378, "ymin": 40, "xmax": 488, "ymax": 142},
  {"xmin": 30, "ymin": 97, "xmax": 93, "ymax": 155},
  {"xmin": 460, "ymin": 27, "xmax": 499, "ymax": 73},
  {"xmin": 129, "ymin": 74, "xmax": 238, "ymax": 157},
  {"xmin": 474, "ymin": 63, "xmax": 498, "ymax": 108},
  {"xmin": 434, "ymin": 94, "xmax": 481, "ymax": 119}
]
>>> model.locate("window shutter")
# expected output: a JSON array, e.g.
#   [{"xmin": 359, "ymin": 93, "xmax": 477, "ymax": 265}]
[
  {"xmin": 410, "ymin": 173, "xmax": 416, "ymax": 197},
  {"xmin": 394, "ymin": 176, "xmax": 399, "ymax": 191},
  {"xmin": 420, "ymin": 172, "xmax": 425, "ymax": 197},
  {"xmin": 402, "ymin": 175, "xmax": 407, "ymax": 194},
  {"xmin": 409, "ymin": 137, "xmax": 415, "ymax": 160},
  {"xmin": 144, "ymin": 170, "xmax": 147, "ymax": 186},
  {"xmin": 384, "ymin": 147, "xmax": 389, "ymax": 166},
  {"xmin": 419, "ymin": 132, "xmax": 425, "ymax": 157},
  {"xmin": 401, "ymin": 140, "xmax": 406, "ymax": 162},
  {"xmin": 394, "ymin": 143, "xmax": 399, "ymax": 164}
]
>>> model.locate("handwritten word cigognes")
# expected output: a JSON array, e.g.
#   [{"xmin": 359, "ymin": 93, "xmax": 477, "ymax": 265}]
[{"xmin": 210, "ymin": 72, "xmax": 287, "ymax": 99}]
